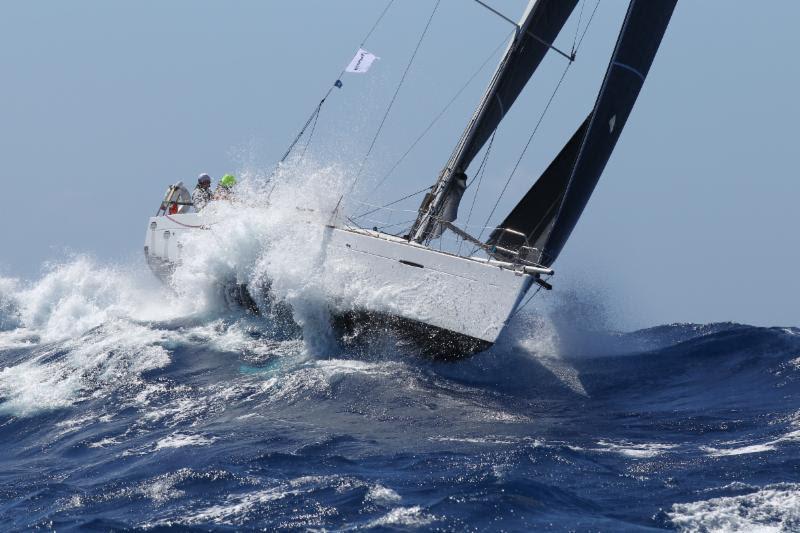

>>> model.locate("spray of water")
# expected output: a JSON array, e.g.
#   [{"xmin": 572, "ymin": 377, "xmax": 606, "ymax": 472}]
[
  {"xmin": 0, "ymin": 155, "xmax": 641, "ymax": 417},
  {"xmin": 169, "ymin": 158, "xmax": 355, "ymax": 354}
]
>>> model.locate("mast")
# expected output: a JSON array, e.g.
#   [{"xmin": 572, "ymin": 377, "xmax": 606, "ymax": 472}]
[
  {"xmin": 409, "ymin": 0, "xmax": 578, "ymax": 243},
  {"xmin": 487, "ymin": 0, "xmax": 678, "ymax": 267}
]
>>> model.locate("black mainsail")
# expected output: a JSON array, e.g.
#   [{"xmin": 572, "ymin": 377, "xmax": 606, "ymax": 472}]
[
  {"xmin": 487, "ymin": 0, "xmax": 677, "ymax": 266},
  {"xmin": 410, "ymin": 0, "xmax": 578, "ymax": 242}
]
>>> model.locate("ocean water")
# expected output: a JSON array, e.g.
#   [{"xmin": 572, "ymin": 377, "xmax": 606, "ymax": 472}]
[{"xmin": 1, "ymin": 166, "xmax": 799, "ymax": 531}]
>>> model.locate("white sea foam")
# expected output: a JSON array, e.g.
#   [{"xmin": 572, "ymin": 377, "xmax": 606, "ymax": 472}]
[
  {"xmin": 0, "ymin": 161, "xmax": 361, "ymax": 416},
  {"xmin": 316, "ymin": 358, "xmax": 398, "ymax": 378},
  {"xmin": 139, "ymin": 469, "xmax": 191, "ymax": 504},
  {"xmin": 593, "ymin": 439, "xmax": 678, "ymax": 459},
  {"xmin": 367, "ymin": 506, "xmax": 437, "ymax": 528},
  {"xmin": 184, "ymin": 487, "xmax": 298, "ymax": 525},
  {"xmin": 505, "ymin": 313, "xmax": 590, "ymax": 397},
  {"xmin": 0, "ymin": 276, "xmax": 22, "ymax": 331},
  {"xmin": 0, "ymin": 157, "xmax": 639, "ymax": 422},
  {"xmin": 0, "ymin": 328, "xmax": 38, "ymax": 351},
  {"xmin": 669, "ymin": 483, "xmax": 800, "ymax": 532},
  {"xmin": 0, "ymin": 320, "xmax": 170, "ymax": 417},
  {"xmin": 149, "ymin": 474, "xmax": 409, "ymax": 527},
  {"xmin": 702, "ymin": 443, "xmax": 777, "ymax": 457},
  {"xmin": 176, "ymin": 474, "xmax": 342, "ymax": 526},
  {"xmin": 141, "ymin": 396, "xmax": 210, "ymax": 427},
  {"xmin": 701, "ymin": 417, "xmax": 800, "ymax": 458},
  {"xmin": 366, "ymin": 485, "xmax": 402, "ymax": 504},
  {"xmin": 0, "ymin": 256, "xmax": 194, "ymax": 418},
  {"xmin": 154, "ymin": 432, "xmax": 217, "ymax": 450},
  {"xmin": 84, "ymin": 468, "xmax": 199, "ymax": 510},
  {"xmin": 89, "ymin": 436, "xmax": 122, "ymax": 449},
  {"xmin": 170, "ymin": 159, "xmax": 352, "ymax": 355},
  {"xmin": 429, "ymin": 435, "xmax": 518, "ymax": 445},
  {"xmin": 14, "ymin": 258, "xmax": 187, "ymax": 341}
]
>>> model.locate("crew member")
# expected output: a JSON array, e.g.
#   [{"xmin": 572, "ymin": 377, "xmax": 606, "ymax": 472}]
[
  {"xmin": 192, "ymin": 173, "xmax": 213, "ymax": 210},
  {"xmin": 214, "ymin": 174, "xmax": 237, "ymax": 200}
]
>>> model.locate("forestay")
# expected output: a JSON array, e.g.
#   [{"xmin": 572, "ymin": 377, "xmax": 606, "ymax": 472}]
[{"xmin": 487, "ymin": 0, "xmax": 678, "ymax": 267}]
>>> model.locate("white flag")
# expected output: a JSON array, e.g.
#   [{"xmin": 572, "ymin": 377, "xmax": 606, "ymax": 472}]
[{"xmin": 345, "ymin": 48, "xmax": 379, "ymax": 74}]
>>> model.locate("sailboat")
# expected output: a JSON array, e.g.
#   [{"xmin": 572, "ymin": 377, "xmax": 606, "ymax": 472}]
[{"xmin": 144, "ymin": 0, "xmax": 678, "ymax": 358}]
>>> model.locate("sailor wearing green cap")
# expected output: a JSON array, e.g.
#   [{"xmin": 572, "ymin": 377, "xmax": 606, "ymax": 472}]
[{"xmin": 214, "ymin": 174, "xmax": 237, "ymax": 200}]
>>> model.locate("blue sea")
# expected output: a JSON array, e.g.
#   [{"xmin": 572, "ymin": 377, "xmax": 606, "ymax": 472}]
[{"xmin": 1, "ymin": 257, "xmax": 799, "ymax": 531}]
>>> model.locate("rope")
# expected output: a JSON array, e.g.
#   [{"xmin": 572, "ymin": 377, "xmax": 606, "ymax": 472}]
[
  {"xmin": 348, "ymin": 0, "xmax": 442, "ymax": 194},
  {"xmin": 371, "ymin": 31, "xmax": 513, "ymax": 192},
  {"xmin": 164, "ymin": 214, "xmax": 210, "ymax": 229}
]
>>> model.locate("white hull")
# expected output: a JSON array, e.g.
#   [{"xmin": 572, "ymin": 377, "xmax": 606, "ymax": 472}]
[{"xmin": 144, "ymin": 213, "xmax": 537, "ymax": 357}]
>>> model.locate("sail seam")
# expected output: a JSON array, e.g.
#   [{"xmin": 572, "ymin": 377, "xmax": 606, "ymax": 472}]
[
  {"xmin": 494, "ymin": 93, "xmax": 506, "ymax": 118},
  {"xmin": 611, "ymin": 61, "xmax": 646, "ymax": 82}
]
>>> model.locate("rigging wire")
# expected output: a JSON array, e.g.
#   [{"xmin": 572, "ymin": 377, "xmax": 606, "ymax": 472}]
[
  {"xmin": 476, "ymin": 60, "xmax": 572, "ymax": 242},
  {"xmin": 366, "ymin": 1, "xmax": 583, "ymax": 231},
  {"xmin": 297, "ymin": 101, "xmax": 322, "ymax": 160},
  {"xmin": 471, "ymin": 0, "xmax": 574, "ymax": 62},
  {"xmin": 270, "ymin": 0, "xmax": 395, "ymax": 172},
  {"xmin": 474, "ymin": 0, "xmax": 601, "ymax": 243},
  {"xmin": 509, "ymin": 278, "xmax": 549, "ymax": 319},
  {"xmin": 347, "ymin": 0, "xmax": 442, "ymax": 196},
  {"xmin": 360, "ymin": 0, "xmax": 396, "ymax": 47},
  {"xmin": 576, "ymin": 0, "xmax": 601, "ymax": 52},
  {"xmin": 353, "ymin": 184, "xmax": 433, "ymax": 220},
  {"xmin": 277, "ymin": 99, "xmax": 325, "ymax": 165},
  {"xmin": 373, "ymin": 218, "xmax": 418, "ymax": 231},
  {"xmin": 572, "ymin": 0, "xmax": 587, "ymax": 55},
  {"xmin": 458, "ymin": 129, "xmax": 496, "ymax": 254},
  {"xmin": 371, "ymin": 31, "xmax": 513, "ymax": 193}
]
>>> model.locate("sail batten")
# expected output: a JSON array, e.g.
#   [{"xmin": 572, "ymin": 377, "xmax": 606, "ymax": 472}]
[{"xmin": 488, "ymin": 0, "xmax": 678, "ymax": 267}]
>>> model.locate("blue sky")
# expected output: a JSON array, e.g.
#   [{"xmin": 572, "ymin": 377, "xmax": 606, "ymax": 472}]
[{"xmin": 1, "ymin": 1, "xmax": 798, "ymax": 328}]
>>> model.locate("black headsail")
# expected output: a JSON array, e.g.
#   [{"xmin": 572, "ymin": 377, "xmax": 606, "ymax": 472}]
[
  {"xmin": 487, "ymin": 0, "xmax": 677, "ymax": 267},
  {"xmin": 410, "ymin": 0, "xmax": 578, "ymax": 242}
]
